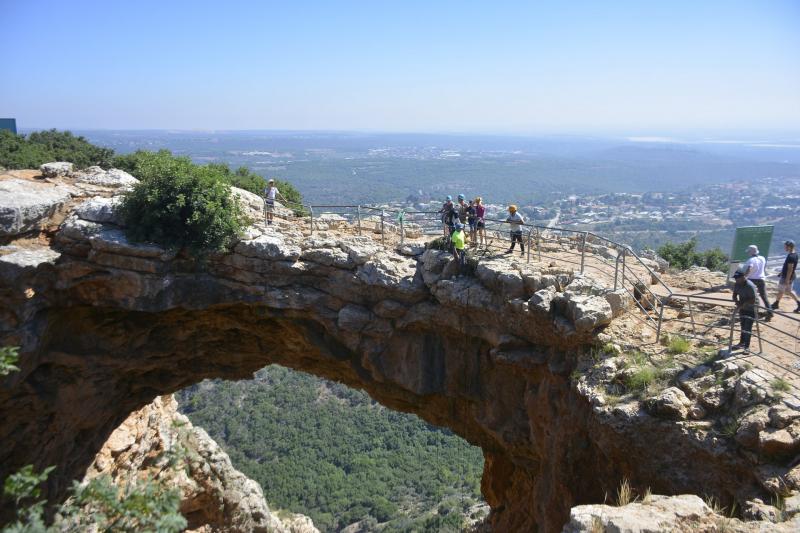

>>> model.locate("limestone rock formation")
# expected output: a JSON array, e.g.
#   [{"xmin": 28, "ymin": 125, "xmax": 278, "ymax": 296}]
[
  {"xmin": 87, "ymin": 395, "xmax": 318, "ymax": 532},
  {"xmin": 564, "ymin": 494, "xmax": 800, "ymax": 532},
  {"xmin": 2, "ymin": 169, "xmax": 800, "ymax": 532}
]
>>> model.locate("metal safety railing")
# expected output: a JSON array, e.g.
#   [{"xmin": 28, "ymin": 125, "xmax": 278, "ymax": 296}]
[{"xmin": 263, "ymin": 199, "xmax": 800, "ymax": 363}]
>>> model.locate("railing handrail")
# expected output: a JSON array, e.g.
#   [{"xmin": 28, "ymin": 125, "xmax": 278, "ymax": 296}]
[{"xmin": 264, "ymin": 199, "xmax": 799, "ymax": 358}]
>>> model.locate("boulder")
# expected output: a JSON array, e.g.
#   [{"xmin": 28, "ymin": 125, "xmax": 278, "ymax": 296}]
[
  {"xmin": 71, "ymin": 166, "xmax": 139, "ymax": 188},
  {"xmin": 604, "ymin": 289, "xmax": 632, "ymax": 318},
  {"xmin": 74, "ymin": 196, "xmax": 123, "ymax": 225},
  {"xmin": 646, "ymin": 387, "xmax": 691, "ymax": 420},
  {"xmin": 0, "ymin": 178, "xmax": 74, "ymax": 237},
  {"xmin": 529, "ymin": 287, "xmax": 556, "ymax": 314},
  {"xmin": 564, "ymin": 293, "xmax": 613, "ymax": 333},
  {"xmin": 235, "ymin": 233, "xmax": 301, "ymax": 262},
  {"xmin": 39, "ymin": 161, "xmax": 74, "ymax": 178}
]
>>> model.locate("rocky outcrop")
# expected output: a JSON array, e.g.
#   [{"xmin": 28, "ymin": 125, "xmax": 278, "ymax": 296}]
[
  {"xmin": 87, "ymin": 395, "xmax": 317, "ymax": 532},
  {"xmin": 1, "ymin": 169, "xmax": 799, "ymax": 532},
  {"xmin": 564, "ymin": 493, "xmax": 800, "ymax": 532}
]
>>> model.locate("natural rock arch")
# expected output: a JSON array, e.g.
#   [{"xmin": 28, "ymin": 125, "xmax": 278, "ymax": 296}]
[{"xmin": 0, "ymin": 175, "xmax": 770, "ymax": 532}]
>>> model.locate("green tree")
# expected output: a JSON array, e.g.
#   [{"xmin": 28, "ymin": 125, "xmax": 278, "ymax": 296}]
[
  {"xmin": 2, "ymin": 466, "xmax": 186, "ymax": 533},
  {"xmin": 657, "ymin": 237, "xmax": 728, "ymax": 273},
  {"xmin": 0, "ymin": 346, "xmax": 20, "ymax": 376},
  {"xmin": 0, "ymin": 130, "xmax": 114, "ymax": 170},
  {"xmin": 118, "ymin": 151, "xmax": 249, "ymax": 254}
]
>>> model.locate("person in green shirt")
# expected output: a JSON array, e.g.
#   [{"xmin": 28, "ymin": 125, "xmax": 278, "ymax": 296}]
[{"xmin": 451, "ymin": 222, "xmax": 466, "ymax": 272}]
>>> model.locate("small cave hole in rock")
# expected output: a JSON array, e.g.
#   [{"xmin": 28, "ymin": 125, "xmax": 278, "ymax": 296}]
[{"xmin": 176, "ymin": 364, "xmax": 488, "ymax": 532}]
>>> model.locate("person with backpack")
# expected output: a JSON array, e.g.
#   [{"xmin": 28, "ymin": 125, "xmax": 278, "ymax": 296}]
[
  {"xmin": 772, "ymin": 239, "xmax": 800, "ymax": 313},
  {"xmin": 457, "ymin": 194, "xmax": 469, "ymax": 224},
  {"xmin": 451, "ymin": 222, "xmax": 467, "ymax": 273},
  {"xmin": 742, "ymin": 244, "xmax": 773, "ymax": 321},
  {"xmin": 505, "ymin": 205, "xmax": 525, "ymax": 256},
  {"xmin": 263, "ymin": 178, "xmax": 287, "ymax": 225},
  {"xmin": 466, "ymin": 200, "xmax": 478, "ymax": 246},
  {"xmin": 439, "ymin": 196, "xmax": 457, "ymax": 237}
]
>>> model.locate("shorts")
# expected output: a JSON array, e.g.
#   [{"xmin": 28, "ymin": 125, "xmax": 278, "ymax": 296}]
[
  {"xmin": 265, "ymin": 199, "xmax": 275, "ymax": 212},
  {"xmin": 476, "ymin": 221, "xmax": 485, "ymax": 229},
  {"xmin": 778, "ymin": 277, "xmax": 796, "ymax": 294},
  {"xmin": 468, "ymin": 219, "xmax": 477, "ymax": 230}
]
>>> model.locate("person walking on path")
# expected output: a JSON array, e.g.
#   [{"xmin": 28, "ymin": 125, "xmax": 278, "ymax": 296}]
[
  {"xmin": 439, "ymin": 196, "xmax": 457, "ymax": 237},
  {"xmin": 732, "ymin": 269, "xmax": 757, "ymax": 354},
  {"xmin": 505, "ymin": 205, "xmax": 525, "ymax": 256},
  {"xmin": 772, "ymin": 239, "xmax": 800, "ymax": 313},
  {"xmin": 451, "ymin": 222, "xmax": 467, "ymax": 273},
  {"xmin": 474, "ymin": 197, "xmax": 486, "ymax": 247},
  {"xmin": 742, "ymin": 244, "xmax": 773, "ymax": 321},
  {"xmin": 263, "ymin": 179, "xmax": 287, "ymax": 225},
  {"xmin": 466, "ymin": 200, "xmax": 478, "ymax": 246}
]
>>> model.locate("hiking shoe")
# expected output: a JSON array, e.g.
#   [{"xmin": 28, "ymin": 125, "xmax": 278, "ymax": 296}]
[
  {"xmin": 520, "ymin": 252, "xmax": 525, "ymax": 257},
  {"xmin": 795, "ymin": 305, "xmax": 800, "ymax": 313},
  {"xmin": 505, "ymin": 249, "xmax": 513, "ymax": 254},
  {"xmin": 731, "ymin": 343, "xmax": 746, "ymax": 351},
  {"xmin": 771, "ymin": 302, "xmax": 780, "ymax": 310},
  {"xmin": 742, "ymin": 347, "xmax": 750, "ymax": 354}
]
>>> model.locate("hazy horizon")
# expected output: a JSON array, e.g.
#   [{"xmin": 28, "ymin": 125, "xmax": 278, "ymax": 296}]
[{"xmin": 3, "ymin": 1, "xmax": 799, "ymax": 132}]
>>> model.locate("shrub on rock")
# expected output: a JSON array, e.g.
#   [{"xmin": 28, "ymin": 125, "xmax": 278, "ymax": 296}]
[{"xmin": 118, "ymin": 151, "xmax": 248, "ymax": 254}]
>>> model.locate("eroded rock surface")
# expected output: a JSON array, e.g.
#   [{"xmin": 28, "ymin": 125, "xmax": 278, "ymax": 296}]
[
  {"xmin": 87, "ymin": 395, "xmax": 317, "ymax": 532},
  {"xmin": 2, "ymin": 169, "xmax": 800, "ymax": 532}
]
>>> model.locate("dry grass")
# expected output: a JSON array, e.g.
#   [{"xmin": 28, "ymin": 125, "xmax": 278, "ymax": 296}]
[{"xmin": 616, "ymin": 478, "xmax": 635, "ymax": 506}]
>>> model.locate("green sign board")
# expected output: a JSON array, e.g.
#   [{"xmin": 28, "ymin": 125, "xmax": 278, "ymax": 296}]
[{"xmin": 730, "ymin": 225, "xmax": 774, "ymax": 263}]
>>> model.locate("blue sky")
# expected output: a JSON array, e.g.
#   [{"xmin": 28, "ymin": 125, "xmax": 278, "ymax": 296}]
[{"xmin": 1, "ymin": 0, "xmax": 798, "ymax": 133}]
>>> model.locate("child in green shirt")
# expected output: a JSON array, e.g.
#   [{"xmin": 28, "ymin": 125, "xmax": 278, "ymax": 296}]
[{"xmin": 452, "ymin": 223, "xmax": 466, "ymax": 272}]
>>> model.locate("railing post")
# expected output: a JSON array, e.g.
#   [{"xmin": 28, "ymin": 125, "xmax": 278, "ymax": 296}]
[
  {"xmin": 380, "ymin": 209, "xmax": 385, "ymax": 246},
  {"xmin": 400, "ymin": 213, "xmax": 405, "ymax": 245},
  {"xmin": 686, "ymin": 296, "xmax": 697, "ymax": 336},
  {"xmin": 614, "ymin": 249, "xmax": 621, "ymax": 290},
  {"xmin": 526, "ymin": 229, "xmax": 532, "ymax": 264},
  {"xmin": 728, "ymin": 308, "xmax": 737, "ymax": 353},
  {"xmin": 620, "ymin": 247, "xmax": 628, "ymax": 287},
  {"xmin": 580, "ymin": 231, "xmax": 588, "ymax": 273},
  {"xmin": 754, "ymin": 311, "xmax": 763, "ymax": 354},
  {"xmin": 357, "ymin": 205, "xmax": 362, "ymax": 236},
  {"xmin": 309, "ymin": 206, "xmax": 314, "ymax": 236},
  {"xmin": 655, "ymin": 299, "xmax": 665, "ymax": 341},
  {"xmin": 536, "ymin": 230, "xmax": 542, "ymax": 261}
]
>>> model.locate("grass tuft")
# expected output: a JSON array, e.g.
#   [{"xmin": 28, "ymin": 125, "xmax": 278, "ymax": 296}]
[
  {"xmin": 771, "ymin": 378, "xmax": 791, "ymax": 393},
  {"xmin": 616, "ymin": 478, "xmax": 635, "ymax": 506},
  {"xmin": 667, "ymin": 335, "xmax": 690, "ymax": 355}
]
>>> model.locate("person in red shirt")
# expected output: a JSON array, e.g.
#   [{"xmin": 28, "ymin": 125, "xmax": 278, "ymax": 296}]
[{"xmin": 474, "ymin": 197, "xmax": 486, "ymax": 247}]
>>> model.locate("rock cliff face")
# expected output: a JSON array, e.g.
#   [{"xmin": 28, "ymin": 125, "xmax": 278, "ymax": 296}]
[
  {"xmin": 87, "ymin": 395, "xmax": 318, "ymax": 533},
  {"xmin": 0, "ymin": 168, "xmax": 798, "ymax": 532}
]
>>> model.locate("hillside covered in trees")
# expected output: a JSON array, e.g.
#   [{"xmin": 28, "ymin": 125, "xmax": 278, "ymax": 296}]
[{"xmin": 177, "ymin": 366, "xmax": 485, "ymax": 532}]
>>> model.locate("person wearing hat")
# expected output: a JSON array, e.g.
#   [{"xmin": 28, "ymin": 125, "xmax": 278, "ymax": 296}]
[
  {"xmin": 505, "ymin": 205, "xmax": 525, "ymax": 256},
  {"xmin": 451, "ymin": 222, "xmax": 467, "ymax": 272},
  {"xmin": 732, "ymin": 269, "xmax": 758, "ymax": 353},
  {"xmin": 263, "ymin": 178, "xmax": 287, "ymax": 225},
  {"xmin": 439, "ymin": 195, "xmax": 457, "ymax": 237},
  {"xmin": 457, "ymin": 194, "xmax": 469, "ymax": 225},
  {"xmin": 772, "ymin": 239, "xmax": 800, "ymax": 313},
  {"xmin": 742, "ymin": 244, "xmax": 773, "ymax": 320}
]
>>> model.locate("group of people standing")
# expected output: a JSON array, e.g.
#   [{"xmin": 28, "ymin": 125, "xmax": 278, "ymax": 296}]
[
  {"xmin": 438, "ymin": 195, "xmax": 527, "ymax": 270},
  {"xmin": 731, "ymin": 239, "xmax": 799, "ymax": 353}
]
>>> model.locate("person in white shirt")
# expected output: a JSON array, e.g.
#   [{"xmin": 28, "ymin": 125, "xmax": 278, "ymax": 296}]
[
  {"xmin": 263, "ymin": 178, "xmax": 287, "ymax": 225},
  {"xmin": 505, "ymin": 205, "xmax": 525, "ymax": 256},
  {"xmin": 742, "ymin": 244, "xmax": 773, "ymax": 320}
]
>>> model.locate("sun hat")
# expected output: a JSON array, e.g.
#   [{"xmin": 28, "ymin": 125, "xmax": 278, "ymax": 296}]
[
  {"xmin": 268, "ymin": 178, "xmax": 275, "ymax": 183},
  {"xmin": 785, "ymin": 240, "xmax": 796, "ymax": 247},
  {"xmin": 455, "ymin": 222, "xmax": 464, "ymax": 230},
  {"xmin": 746, "ymin": 245, "xmax": 759, "ymax": 255},
  {"xmin": 733, "ymin": 270, "xmax": 745, "ymax": 278}
]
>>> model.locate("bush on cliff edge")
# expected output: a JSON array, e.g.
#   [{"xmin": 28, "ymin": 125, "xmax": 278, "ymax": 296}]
[{"xmin": 119, "ymin": 151, "xmax": 248, "ymax": 254}]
